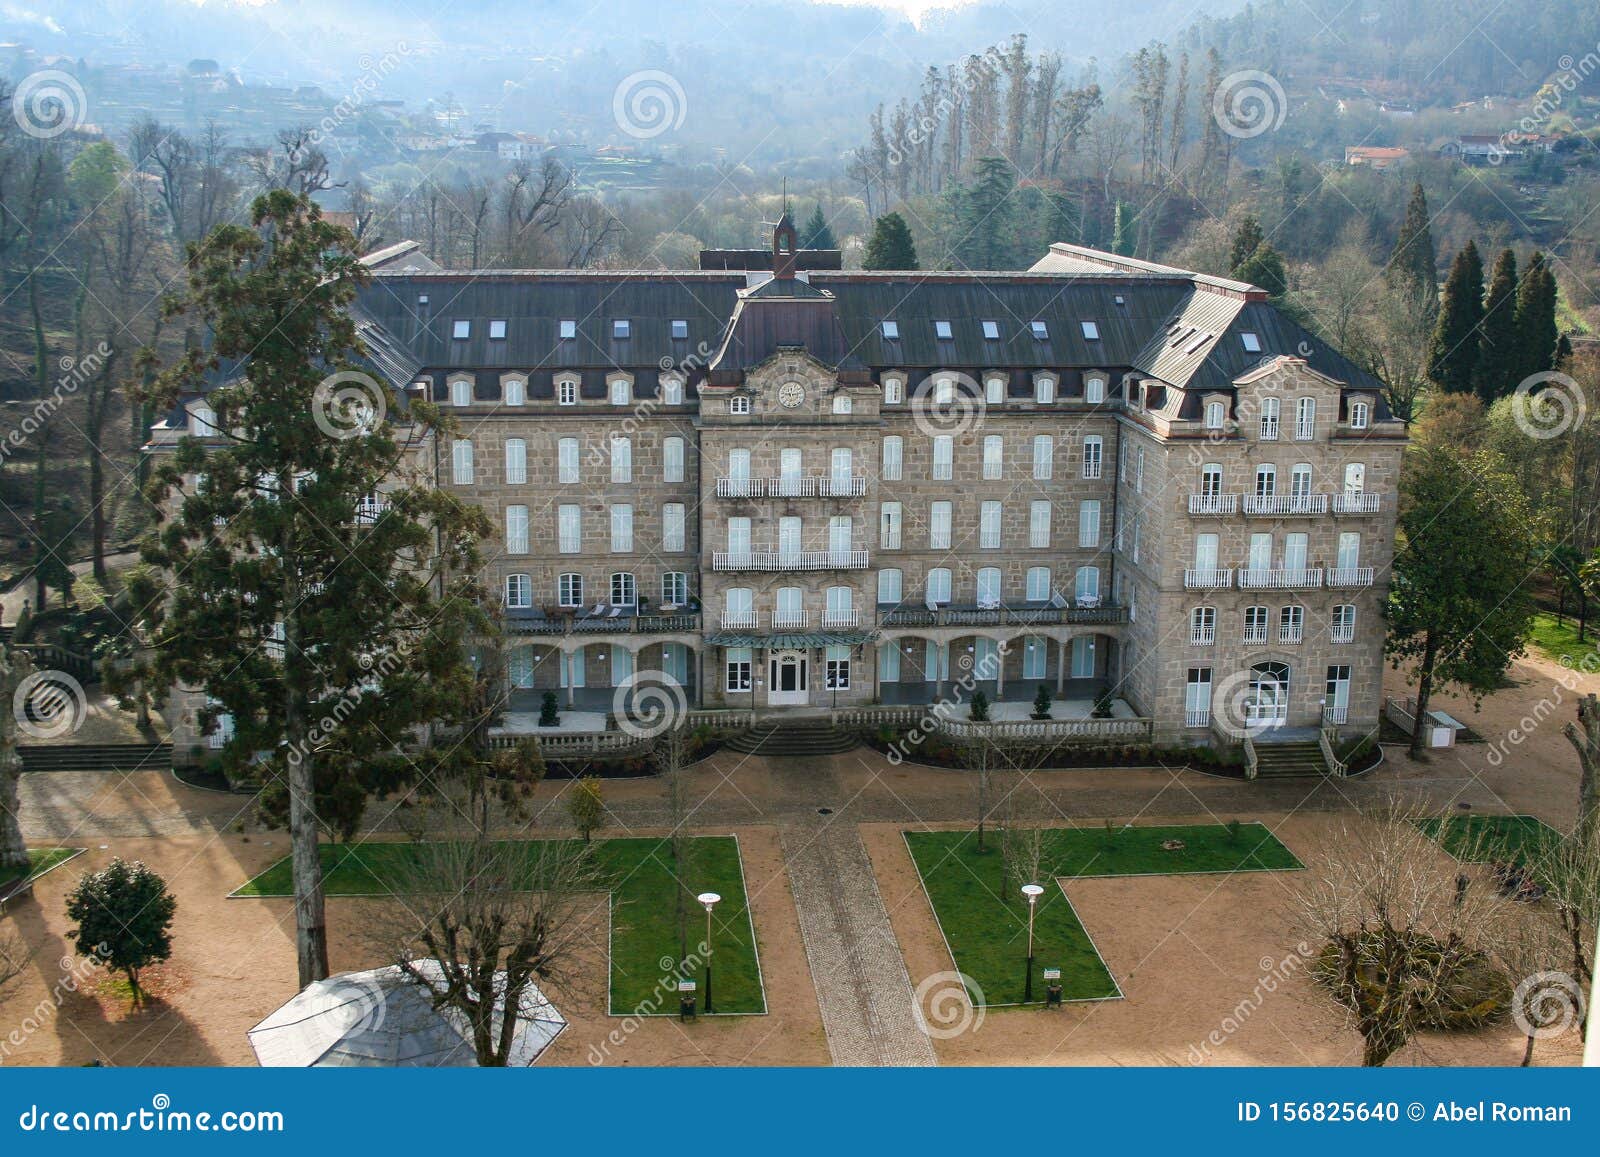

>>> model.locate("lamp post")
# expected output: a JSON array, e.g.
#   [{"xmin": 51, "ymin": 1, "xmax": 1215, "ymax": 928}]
[
  {"xmin": 697, "ymin": 891, "xmax": 721, "ymax": 1013},
  {"xmin": 1021, "ymin": 883, "xmax": 1044, "ymax": 1003}
]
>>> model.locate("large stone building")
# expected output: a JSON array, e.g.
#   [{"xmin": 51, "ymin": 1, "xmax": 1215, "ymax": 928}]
[{"xmin": 152, "ymin": 215, "xmax": 1405, "ymax": 757}]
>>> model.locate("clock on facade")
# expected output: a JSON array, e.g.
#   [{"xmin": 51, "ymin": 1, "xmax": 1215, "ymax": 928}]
[{"xmin": 777, "ymin": 381, "xmax": 806, "ymax": 408}]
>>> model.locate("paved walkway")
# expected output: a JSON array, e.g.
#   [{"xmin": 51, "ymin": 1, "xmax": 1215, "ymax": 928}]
[{"xmin": 771, "ymin": 758, "xmax": 937, "ymax": 1067}]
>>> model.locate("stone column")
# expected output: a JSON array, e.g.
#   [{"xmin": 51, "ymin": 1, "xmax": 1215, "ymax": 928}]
[{"xmin": 1056, "ymin": 638, "xmax": 1067, "ymax": 694}]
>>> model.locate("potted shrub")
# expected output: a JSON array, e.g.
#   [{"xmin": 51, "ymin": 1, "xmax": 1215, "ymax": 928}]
[
  {"xmin": 539, "ymin": 691, "xmax": 560, "ymax": 728},
  {"xmin": 969, "ymin": 689, "xmax": 991, "ymax": 722},
  {"xmin": 1092, "ymin": 690, "xmax": 1114, "ymax": 718},
  {"xmin": 1031, "ymin": 683, "xmax": 1052, "ymax": 720}
]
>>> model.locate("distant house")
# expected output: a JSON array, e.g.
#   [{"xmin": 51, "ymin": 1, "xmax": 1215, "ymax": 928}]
[
  {"xmin": 1344, "ymin": 146, "xmax": 1409, "ymax": 170},
  {"xmin": 1438, "ymin": 132, "xmax": 1555, "ymax": 165}
]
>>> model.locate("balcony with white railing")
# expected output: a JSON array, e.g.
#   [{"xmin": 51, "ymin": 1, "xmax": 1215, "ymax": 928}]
[
  {"xmin": 1188, "ymin": 493, "xmax": 1239, "ymax": 515},
  {"xmin": 1242, "ymin": 494, "xmax": 1328, "ymax": 515},
  {"xmin": 1260, "ymin": 418, "xmax": 1279, "ymax": 441},
  {"xmin": 716, "ymin": 477, "xmax": 763, "ymax": 498},
  {"xmin": 1326, "ymin": 567, "xmax": 1375, "ymax": 588},
  {"xmin": 769, "ymin": 609, "xmax": 811, "ymax": 631},
  {"xmin": 719, "ymin": 612, "xmax": 759, "ymax": 631},
  {"xmin": 1278, "ymin": 626, "xmax": 1305, "ymax": 645},
  {"xmin": 1238, "ymin": 568, "xmax": 1323, "ymax": 590},
  {"xmin": 1190, "ymin": 625, "xmax": 1216, "ymax": 646},
  {"xmin": 1322, "ymin": 704, "xmax": 1350, "ymax": 725},
  {"xmin": 1331, "ymin": 625, "xmax": 1356, "ymax": 644},
  {"xmin": 1185, "ymin": 709, "xmax": 1211, "ymax": 728},
  {"xmin": 818, "ymin": 475, "xmax": 869, "ymax": 498},
  {"xmin": 822, "ymin": 609, "xmax": 861, "ymax": 629},
  {"xmin": 1241, "ymin": 626, "xmax": 1268, "ymax": 645},
  {"xmin": 1332, "ymin": 492, "xmax": 1381, "ymax": 514},
  {"xmin": 712, "ymin": 548, "xmax": 872, "ymax": 572},
  {"xmin": 766, "ymin": 475, "xmax": 868, "ymax": 499},
  {"xmin": 1183, "ymin": 568, "xmax": 1234, "ymax": 590}
]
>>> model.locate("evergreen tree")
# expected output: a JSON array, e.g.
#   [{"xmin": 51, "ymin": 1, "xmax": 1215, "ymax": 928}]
[
  {"xmin": 1428, "ymin": 241, "xmax": 1484, "ymax": 394},
  {"xmin": 952, "ymin": 157, "xmax": 1018, "ymax": 270},
  {"xmin": 800, "ymin": 203, "xmax": 837, "ymax": 250},
  {"xmin": 125, "ymin": 191, "xmax": 492, "ymax": 987},
  {"xmin": 1228, "ymin": 216, "xmax": 1265, "ymax": 272},
  {"xmin": 862, "ymin": 211, "xmax": 918, "ymax": 270},
  {"xmin": 1234, "ymin": 243, "xmax": 1288, "ymax": 299},
  {"xmin": 1111, "ymin": 201, "xmax": 1133, "ymax": 255},
  {"xmin": 1474, "ymin": 248, "xmax": 1521, "ymax": 404},
  {"xmin": 1389, "ymin": 181, "xmax": 1438, "ymax": 324},
  {"xmin": 1041, "ymin": 189, "xmax": 1081, "ymax": 246},
  {"xmin": 1514, "ymin": 251, "xmax": 1559, "ymax": 385}
]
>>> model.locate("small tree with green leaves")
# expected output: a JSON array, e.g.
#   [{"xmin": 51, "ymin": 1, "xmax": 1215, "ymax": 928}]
[
  {"xmin": 1031, "ymin": 683, "xmax": 1053, "ymax": 720},
  {"xmin": 1386, "ymin": 445, "xmax": 1535, "ymax": 758},
  {"xmin": 539, "ymin": 690, "xmax": 561, "ymax": 728},
  {"xmin": 969, "ymin": 688, "xmax": 990, "ymax": 722},
  {"xmin": 65, "ymin": 858, "xmax": 176, "ymax": 1007},
  {"xmin": 862, "ymin": 211, "xmax": 918, "ymax": 270},
  {"xmin": 567, "ymin": 775, "xmax": 605, "ymax": 843}
]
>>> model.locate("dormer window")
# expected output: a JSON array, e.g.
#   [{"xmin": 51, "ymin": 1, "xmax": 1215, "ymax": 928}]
[
  {"xmin": 1030, "ymin": 321, "xmax": 1049, "ymax": 341},
  {"xmin": 488, "ymin": 319, "xmax": 507, "ymax": 340},
  {"xmin": 934, "ymin": 320, "xmax": 953, "ymax": 340},
  {"xmin": 1081, "ymin": 320, "xmax": 1100, "ymax": 340},
  {"xmin": 661, "ymin": 376, "xmax": 684, "ymax": 405},
  {"xmin": 883, "ymin": 376, "xmax": 904, "ymax": 404},
  {"xmin": 1034, "ymin": 376, "xmax": 1056, "ymax": 404},
  {"xmin": 503, "ymin": 376, "xmax": 526, "ymax": 406},
  {"xmin": 982, "ymin": 320, "xmax": 1000, "ymax": 340},
  {"xmin": 613, "ymin": 320, "xmax": 631, "ymax": 340},
  {"xmin": 1085, "ymin": 376, "xmax": 1106, "ymax": 404},
  {"xmin": 881, "ymin": 320, "xmax": 900, "ymax": 341},
  {"xmin": 559, "ymin": 319, "xmax": 576, "ymax": 340},
  {"xmin": 1350, "ymin": 399, "xmax": 1370, "ymax": 429},
  {"xmin": 557, "ymin": 377, "xmax": 578, "ymax": 406},
  {"xmin": 452, "ymin": 320, "xmax": 471, "ymax": 340},
  {"xmin": 450, "ymin": 379, "xmax": 472, "ymax": 407},
  {"xmin": 985, "ymin": 375, "xmax": 1005, "ymax": 405},
  {"xmin": 1205, "ymin": 400, "xmax": 1225, "ymax": 429},
  {"xmin": 609, "ymin": 377, "xmax": 632, "ymax": 405},
  {"xmin": 729, "ymin": 396, "xmax": 751, "ymax": 415},
  {"xmin": 1241, "ymin": 331, "xmax": 1262, "ymax": 353},
  {"xmin": 671, "ymin": 319, "xmax": 689, "ymax": 340},
  {"xmin": 190, "ymin": 402, "xmax": 217, "ymax": 436}
]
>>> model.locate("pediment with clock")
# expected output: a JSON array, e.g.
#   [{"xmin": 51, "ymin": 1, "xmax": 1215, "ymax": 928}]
[{"xmin": 738, "ymin": 351, "xmax": 860, "ymax": 419}]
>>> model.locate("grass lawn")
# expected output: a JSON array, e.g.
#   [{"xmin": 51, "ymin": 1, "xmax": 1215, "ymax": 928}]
[
  {"xmin": 905, "ymin": 823, "xmax": 1301, "ymax": 1006},
  {"xmin": 1418, "ymin": 814, "xmax": 1565, "ymax": 866},
  {"xmin": 1528, "ymin": 612, "xmax": 1600, "ymax": 669},
  {"xmin": 0, "ymin": 847, "xmax": 83, "ymax": 893},
  {"xmin": 235, "ymin": 836, "xmax": 765, "ymax": 1016}
]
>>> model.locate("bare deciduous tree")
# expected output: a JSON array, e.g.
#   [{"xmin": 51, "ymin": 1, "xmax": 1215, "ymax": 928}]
[
  {"xmin": 368, "ymin": 829, "xmax": 610, "ymax": 1067},
  {"xmin": 1292, "ymin": 805, "xmax": 1509, "ymax": 1066}
]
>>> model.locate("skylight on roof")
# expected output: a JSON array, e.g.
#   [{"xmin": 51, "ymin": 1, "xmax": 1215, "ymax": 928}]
[
  {"xmin": 1030, "ymin": 321, "xmax": 1049, "ymax": 340},
  {"xmin": 982, "ymin": 320, "xmax": 1000, "ymax": 340},
  {"xmin": 489, "ymin": 319, "xmax": 507, "ymax": 340},
  {"xmin": 671, "ymin": 319, "xmax": 689, "ymax": 339},
  {"xmin": 1114, "ymin": 295, "xmax": 1125, "ymax": 306},
  {"xmin": 1241, "ymin": 331, "xmax": 1262, "ymax": 352},
  {"xmin": 417, "ymin": 294, "xmax": 429, "ymax": 306},
  {"xmin": 1081, "ymin": 320, "xmax": 1100, "ymax": 340},
  {"xmin": 1185, "ymin": 332, "xmax": 1211, "ymax": 355},
  {"xmin": 935, "ymin": 320, "xmax": 953, "ymax": 340},
  {"xmin": 1170, "ymin": 325, "xmax": 1194, "ymax": 348},
  {"xmin": 881, "ymin": 320, "xmax": 900, "ymax": 340},
  {"xmin": 559, "ymin": 319, "xmax": 576, "ymax": 339},
  {"xmin": 613, "ymin": 319, "xmax": 631, "ymax": 339},
  {"xmin": 452, "ymin": 320, "xmax": 470, "ymax": 340}
]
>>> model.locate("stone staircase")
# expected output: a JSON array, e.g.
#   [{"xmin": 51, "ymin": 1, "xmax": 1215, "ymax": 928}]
[
  {"xmin": 1251, "ymin": 740, "xmax": 1332, "ymax": 778},
  {"xmin": 725, "ymin": 720, "xmax": 858, "ymax": 758},
  {"xmin": 18, "ymin": 742, "xmax": 173, "ymax": 773}
]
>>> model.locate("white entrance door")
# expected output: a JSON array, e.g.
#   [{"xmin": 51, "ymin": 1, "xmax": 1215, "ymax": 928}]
[{"xmin": 768, "ymin": 649, "xmax": 809, "ymax": 706}]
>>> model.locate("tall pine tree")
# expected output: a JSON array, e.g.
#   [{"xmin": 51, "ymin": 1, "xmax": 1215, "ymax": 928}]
[
  {"xmin": 952, "ymin": 157, "xmax": 1018, "ymax": 270},
  {"xmin": 800, "ymin": 203, "xmax": 837, "ymax": 250},
  {"xmin": 1514, "ymin": 250, "xmax": 1559, "ymax": 385},
  {"xmin": 1428, "ymin": 241, "xmax": 1483, "ymax": 394},
  {"xmin": 862, "ymin": 212, "xmax": 918, "ymax": 270},
  {"xmin": 1389, "ymin": 181, "xmax": 1438, "ymax": 326},
  {"xmin": 1473, "ymin": 248, "xmax": 1520, "ymax": 404}
]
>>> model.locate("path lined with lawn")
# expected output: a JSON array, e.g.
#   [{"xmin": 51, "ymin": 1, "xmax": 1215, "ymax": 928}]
[
  {"xmin": 234, "ymin": 835, "xmax": 767, "ymax": 1016},
  {"xmin": 905, "ymin": 822, "xmax": 1303, "ymax": 1006}
]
